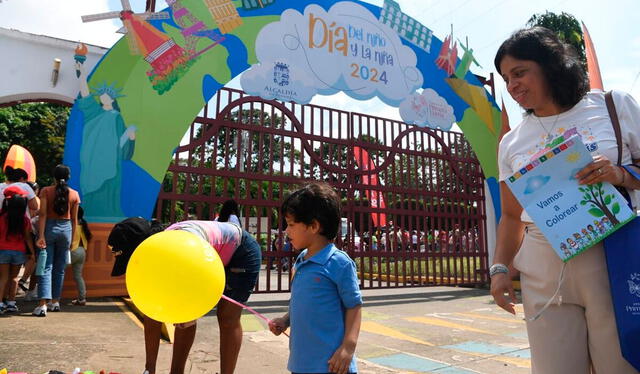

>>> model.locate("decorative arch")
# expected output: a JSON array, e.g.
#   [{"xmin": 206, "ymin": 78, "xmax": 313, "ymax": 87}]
[{"xmin": 61, "ymin": 0, "xmax": 502, "ymax": 222}]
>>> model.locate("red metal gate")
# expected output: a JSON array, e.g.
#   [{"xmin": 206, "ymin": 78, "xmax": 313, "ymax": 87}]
[{"xmin": 156, "ymin": 87, "xmax": 489, "ymax": 292}]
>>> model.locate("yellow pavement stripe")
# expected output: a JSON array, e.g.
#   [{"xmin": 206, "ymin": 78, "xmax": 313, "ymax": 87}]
[
  {"xmin": 110, "ymin": 298, "xmax": 144, "ymax": 330},
  {"xmin": 116, "ymin": 297, "xmax": 174, "ymax": 342},
  {"xmin": 455, "ymin": 312, "xmax": 525, "ymax": 324},
  {"xmin": 362, "ymin": 310, "xmax": 392, "ymax": 321},
  {"xmin": 361, "ymin": 321, "xmax": 435, "ymax": 346},
  {"xmin": 406, "ymin": 316, "xmax": 499, "ymax": 335}
]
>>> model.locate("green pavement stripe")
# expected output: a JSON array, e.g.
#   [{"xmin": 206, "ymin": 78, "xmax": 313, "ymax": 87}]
[{"xmin": 241, "ymin": 314, "xmax": 265, "ymax": 332}]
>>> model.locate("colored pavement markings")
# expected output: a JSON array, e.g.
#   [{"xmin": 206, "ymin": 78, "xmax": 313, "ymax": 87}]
[
  {"xmin": 405, "ymin": 316, "xmax": 499, "ymax": 335},
  {"xmin": 241, "ymin": 313, "xmax": 265, "ymax": 332},
  {"xmin": 454, "ymin": 312, "xmax": 525, "ymax": 324},
  {"xmin": 368, "ymin": 353, "xmax": 478, "ymax": 374},
  {"xmin": 507, "ymin": 331, "xmax": 529, "ymax": 339},
  {"xmin": 361, "ymin": 321, "xmax": 435, "ymax": 346},
  {"xmin": 442, "ymin": 341, "xmax": 531, "ymax": 368}
]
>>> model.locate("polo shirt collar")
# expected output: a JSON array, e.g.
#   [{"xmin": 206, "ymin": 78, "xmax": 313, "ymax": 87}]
[{"xmin": 300, "ymin": 243, "xmax": 337, "ymax": 265}]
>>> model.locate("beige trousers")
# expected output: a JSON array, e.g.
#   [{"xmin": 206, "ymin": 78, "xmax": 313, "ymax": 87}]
[{"xmin": 514, "ymin": 224, "xmax": 638, "ymax": 374}]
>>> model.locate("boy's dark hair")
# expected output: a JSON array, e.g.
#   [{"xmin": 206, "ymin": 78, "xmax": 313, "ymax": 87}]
[
  {"xmin": 4, "ymin": 166, "xmax": 28, "ymax": 183},
  {"xmin": 494, "ymin": 26, "xmax": 588, "ymax": 114},
  {"xmin": 281, "ymin": 182, "xmax": 341, "ymax": 240}
]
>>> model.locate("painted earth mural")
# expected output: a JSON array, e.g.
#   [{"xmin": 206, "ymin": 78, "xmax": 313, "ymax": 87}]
[{"xmin": 63, "ymin": 0, "xmax": 502, "ymax": 223}]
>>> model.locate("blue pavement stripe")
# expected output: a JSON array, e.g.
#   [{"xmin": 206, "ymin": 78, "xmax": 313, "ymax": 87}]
[
  {"xmin": 368, "ymin": 353, "xmax": 474, "ymax": 374},
  {"xmin": 442, "ymin": 341, "xmax": 526, "ymax": 356},
  {"xmin": 431, "ymin": 367, "xmax": 479, "ymax": 374},
  {"xmin": 505, "ymin": 349, "xmax": 531, "ymax": 359}
]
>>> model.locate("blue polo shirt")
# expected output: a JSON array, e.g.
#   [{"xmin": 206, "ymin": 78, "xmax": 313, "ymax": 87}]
[{"xmin": 288, "ymin": 243, "xmax": 362, "ymax": 373}]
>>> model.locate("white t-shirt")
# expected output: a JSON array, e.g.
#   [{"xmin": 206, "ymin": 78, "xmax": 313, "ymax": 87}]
[
  {"xmin": 214, "ymin": 214, "xmax": 241, "ymax": 226},
  {"xmin": 0, "ymin": 182, "xmax": 36, "ymax": 207},
  {"xmin": 498, "ymin": 90, "xmax": 640, "ymax": 222}
]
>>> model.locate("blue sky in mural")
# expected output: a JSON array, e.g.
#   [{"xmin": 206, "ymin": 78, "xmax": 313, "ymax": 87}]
[{"xmin": 1, "ymin": 0, "xmax": 639, "ymax": 127}]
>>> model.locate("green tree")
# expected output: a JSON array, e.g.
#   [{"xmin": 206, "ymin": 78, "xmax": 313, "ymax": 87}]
[
  {"xmin": 0, "ymin": 102, "xmax": 69, "ymax": 186},
  {"xmin": 527, "ymin": 11, "xmax": 586, "ymax": 67},
  {"xmin": 579, "ymin": 183, "xmax": 621, "ymax": 226}
]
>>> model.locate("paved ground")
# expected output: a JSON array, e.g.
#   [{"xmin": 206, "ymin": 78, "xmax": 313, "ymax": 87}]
[{"xmin": 0, "ymin": 275, "xmax": 528, "ymax": 374}]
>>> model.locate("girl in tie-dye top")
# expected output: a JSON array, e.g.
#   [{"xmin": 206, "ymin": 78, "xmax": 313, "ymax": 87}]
[
  {"xmin": 165, "ymin": 220, "xmax": 243, "ymax": 266},
  {"xmin": 109, "ymin": 218, "xmax": 262, "ymax": 374}
]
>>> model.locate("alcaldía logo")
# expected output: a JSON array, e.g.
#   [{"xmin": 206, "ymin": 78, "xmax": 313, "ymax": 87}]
[{"xmin": 629, "ymin": 273, "xmax": 640, "ymax": 298}]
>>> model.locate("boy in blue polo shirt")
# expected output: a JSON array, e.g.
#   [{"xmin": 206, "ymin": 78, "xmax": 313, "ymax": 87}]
[{"xmin": 269, "ymin": 183, "xmax": 362, "ymax": 374}]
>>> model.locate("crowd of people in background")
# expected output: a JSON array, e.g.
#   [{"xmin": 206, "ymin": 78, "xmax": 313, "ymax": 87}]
[
  {"xmin": 0, "ymin": 164, "xmax": 89, "ymax": 316},
  {"xmin": 356, "ymin": 224, "xmax": 481, "ymax": 254}
]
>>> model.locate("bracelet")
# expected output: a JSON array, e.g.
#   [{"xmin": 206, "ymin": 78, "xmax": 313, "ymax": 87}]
[{"xmin": 489, "ymin": 263, "xmax": 509, "ymax": 277}]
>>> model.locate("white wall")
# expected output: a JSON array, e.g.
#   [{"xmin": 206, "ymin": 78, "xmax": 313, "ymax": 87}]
[{"xmin": 0, "ymin": 27, "xmax": 107, "ymax": 105}]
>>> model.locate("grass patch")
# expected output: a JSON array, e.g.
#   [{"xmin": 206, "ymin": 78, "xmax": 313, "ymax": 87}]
[{"xmin": 354, "ymin": 255, "xmax": 484, "ymax": 281}]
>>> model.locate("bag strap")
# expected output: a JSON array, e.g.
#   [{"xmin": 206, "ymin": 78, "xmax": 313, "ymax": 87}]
[{"xmin": 605, "ymin": 90, "xmax": 623, "ymax": 165}]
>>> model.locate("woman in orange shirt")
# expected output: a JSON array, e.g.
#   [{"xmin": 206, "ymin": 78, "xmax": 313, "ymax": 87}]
[{"xmin": 33, "ymin": 165, "xmax": 80, "ymax": 317}]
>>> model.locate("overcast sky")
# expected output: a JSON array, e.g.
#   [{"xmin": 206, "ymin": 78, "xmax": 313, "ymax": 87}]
[{"xmin": 1, "ymin": 0, "xmax": 638, "ymax": 126}]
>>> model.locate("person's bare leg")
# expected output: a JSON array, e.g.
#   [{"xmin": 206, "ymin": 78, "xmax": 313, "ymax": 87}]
[
  {"xmin": 144, "ymin": 315, "xmax": 163, "ymax": 374},
  {"xmin": 216, "ymin": 299, "xmax": 243, "ymax": 374},
  {"xmin": 7, "ymin": 264, "xmax": 21, "ymax": 301},
  {"xmin": 0, "ymin": 264, "xmax": 9, "ymax": 305},
  {"xmin": 170, "ymin": 321, "xmax": 197, "ymax": 374},
  {"xmin": 20, "ymin": 256, "xmax": 35, "ymax": 283}
]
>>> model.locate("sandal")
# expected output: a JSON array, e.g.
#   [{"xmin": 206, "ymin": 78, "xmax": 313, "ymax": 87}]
[
  {"xmin": 18, "ymin": 279, "xmax": 28, "ymax": 292},
  {"xmin": 71, "ymin": 299, "xmax": 86, "ymax": 306}
]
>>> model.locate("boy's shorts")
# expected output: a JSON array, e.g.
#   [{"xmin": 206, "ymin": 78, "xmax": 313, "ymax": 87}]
[
  {"xmin": 0, "ymin": 250, "xmax": 26, "ymax": 265},
  {"xmin": 224, "ymin": 231, "xmax": 262, "ymax": 303}
]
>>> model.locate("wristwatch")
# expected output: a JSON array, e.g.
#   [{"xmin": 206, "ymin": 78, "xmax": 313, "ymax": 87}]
[{"xmin": 489, "ymin": 263, "xmax": 509, "ymax": 277}]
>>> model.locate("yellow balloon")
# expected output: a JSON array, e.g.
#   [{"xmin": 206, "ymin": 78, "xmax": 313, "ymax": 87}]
[{"xmin": 126, "ymin": 230, "xmax": 225, "ymax": 323}]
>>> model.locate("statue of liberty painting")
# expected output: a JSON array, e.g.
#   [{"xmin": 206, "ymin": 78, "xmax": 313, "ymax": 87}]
[{"xmin": 75, "ymin": 63, "xmax": 136, "ymax": 221}]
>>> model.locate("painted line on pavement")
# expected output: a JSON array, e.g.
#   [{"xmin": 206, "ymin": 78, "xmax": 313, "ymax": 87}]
[
  {"xmin": 405, "ymin": 316, "xmax": 498, "ymax": 336},
  {"xmin": 455, "ymin": 312, "xmax": 525, "ymax": 324},
  {"xmin": 442, "ymin": 341, "xmax": 530, "ymax": 368},
  {"xmin": 111, "ymin": 297, "xmax": 144, "ymax": 330},
  {"xmin": 241, "ymin": 313, "xmax": 265, "ymax": 332},
  {"xmin": 368, "ymin": 353, "xmax": 478, "ymax": 374},
  {"xmin": 361, "ymin": 321, "xmax": 435, "ymax": 346}
]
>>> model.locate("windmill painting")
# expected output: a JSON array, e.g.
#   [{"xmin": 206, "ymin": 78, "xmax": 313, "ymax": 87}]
[{"xmin": 82, "ymin": 0, "xmax": 194, "ymax": 94}]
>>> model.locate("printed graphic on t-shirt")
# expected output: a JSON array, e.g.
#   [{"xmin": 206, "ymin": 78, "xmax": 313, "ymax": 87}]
[{"xmin": 515, "ymin": 125, "xmax": 598, "ymax": 170}]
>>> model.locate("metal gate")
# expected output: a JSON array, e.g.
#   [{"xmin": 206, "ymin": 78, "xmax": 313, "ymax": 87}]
[{"xmin": 156, "ymin": 87, "xmax": 489, "ymax": 292}]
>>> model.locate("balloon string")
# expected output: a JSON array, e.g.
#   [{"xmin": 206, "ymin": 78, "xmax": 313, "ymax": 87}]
[{"xmin": 221, "ymin": 295, "xmax": 289, "ymax": 337}]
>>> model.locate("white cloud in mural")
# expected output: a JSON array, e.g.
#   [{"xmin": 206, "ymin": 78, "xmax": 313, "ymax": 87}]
[
  {"xmin": 399, "ymin": 88, "xmax": 455, "ymax": 130},
  {"xmin": 241, "ymin": 59, "xmax": 317, "ymax": 104},
  {"xmin": 246, "ymin": 1, "xmax": 423, "ymax": 107}
]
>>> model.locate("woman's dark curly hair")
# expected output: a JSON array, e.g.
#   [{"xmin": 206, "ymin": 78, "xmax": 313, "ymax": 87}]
[{"xmin": 494, "ymin": 26, "xmax": 589, "ymax": 113}]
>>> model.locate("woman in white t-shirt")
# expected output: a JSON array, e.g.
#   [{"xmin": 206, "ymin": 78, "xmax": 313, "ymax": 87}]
[{"xmin": 491, "ymin": 27, "xmax": 640, "ymax": 373}]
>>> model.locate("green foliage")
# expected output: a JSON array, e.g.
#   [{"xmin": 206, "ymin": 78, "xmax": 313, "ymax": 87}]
[
  {"xmin": 604, "ymin": 194, "xmax": 612, "ymax": 205},
  {"xmin": 588, "ymin": 208, "xmax": 604, "ymax": 217},
  {"xmin": 355, "ymin": 256, "xmax": 481, "ymax": 279},
  {"xmin": 527, "ymin": 11, "xmax": 586, "ymax": 67},
  {"xmin": 612, "ymin": 202, "xmax": 620, "ymax": 215},
  {"xmin": 0, "ymin": 102, "xmax": 69, "ymax": 186}
]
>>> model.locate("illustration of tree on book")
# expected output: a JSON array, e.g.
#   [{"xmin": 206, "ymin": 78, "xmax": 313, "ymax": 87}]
[{"xmin": 579, "ymin": 183, "xmax": 622, "ymax": 226}]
